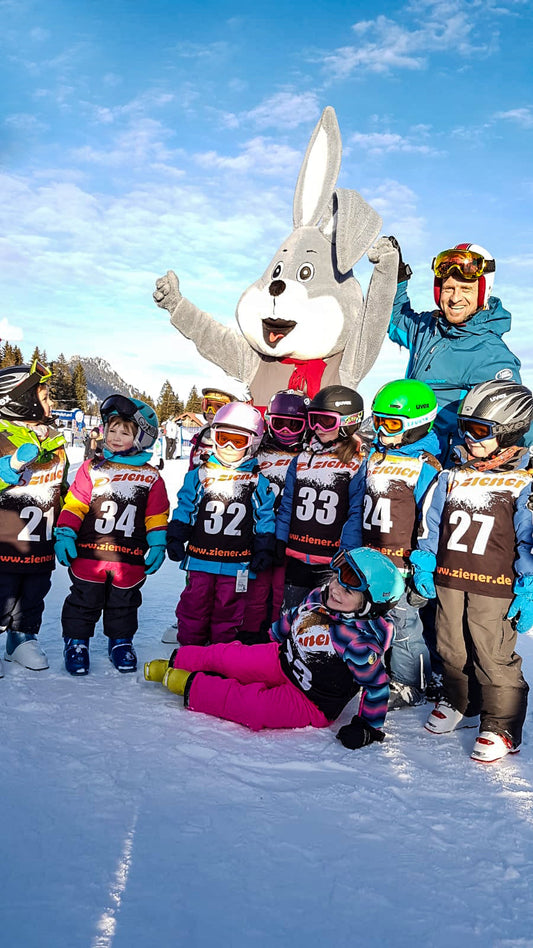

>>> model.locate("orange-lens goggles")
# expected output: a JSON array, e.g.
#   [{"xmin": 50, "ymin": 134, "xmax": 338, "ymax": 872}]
[
  {"xmin": 433, "ymin": 250, "xmax": 487, "ymax": 281},
  {"xmin": 213, "ymin": 428, "xmax": 252, "ymax": 450},
  {"xmin": 331, "ymin": 551, "xmax": 365, "ymax": 591},
  {"xmin": 373, "ymin": 414, "xmax": 405, "ymax": 434},
  {"xmin": 458, "ymin": 418, "xmax": 494, "ymax": 442}
]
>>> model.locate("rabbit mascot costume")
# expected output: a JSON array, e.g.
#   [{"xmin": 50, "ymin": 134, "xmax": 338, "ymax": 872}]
[{"xmin": 154, "ymin": 107, "xmax": 399, "ymax": 411}]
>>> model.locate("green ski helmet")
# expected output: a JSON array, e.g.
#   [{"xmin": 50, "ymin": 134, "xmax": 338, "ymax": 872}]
[{"xmin": 372, "ymin": 379, "xmax": 438, "ymax": 445}]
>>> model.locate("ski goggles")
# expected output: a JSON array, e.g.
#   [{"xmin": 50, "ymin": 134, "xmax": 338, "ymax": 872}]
[
  {"xmin": 308, "ymin": 410, "xmax": 362, "ymax": 432},
  {"xmin": 457, "ymin": 417, "xmax": 497, "ymax": 442},
  {"xmin": 202, "ymin": 394, "xmax": 232, "ymax": 417},
  {"xmin": 267, "ymin": 414, "xmax": 306, "ymax": 435},
  {"xmin": 330, "ymin": 550, "xmax": 368, "ymax": 593},
  {"xmin": 373, "ymin": 414, "xmax": 405, "ymax": 435},
  {"xmin": 432, "ymin": 249, "xmax": 495, "ymax": 281},
  {"xmin": 29, "ymin": 359, "xmax": 52, "ymax": 384},
  {"xmin": 100, "ymin": 394, "xmax": 157, "ymax": 441},
  {"xmin": 213, "ymin": 427, "xmax": 253, "ymax": 450}
]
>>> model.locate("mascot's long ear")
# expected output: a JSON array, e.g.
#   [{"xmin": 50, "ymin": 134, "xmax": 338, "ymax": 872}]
[
  {"xmin": 293, "ymin": 106, "xmax": 341, "ymax": 228},
  {"xmin": 327, "ymin": 188, "xmax": 383, "ymax": 275}
]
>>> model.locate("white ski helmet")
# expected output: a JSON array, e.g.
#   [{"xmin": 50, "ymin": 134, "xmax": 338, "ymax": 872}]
[{"xmin": 432, "ymin": 243, "xmax": 495, "ymax": 311}]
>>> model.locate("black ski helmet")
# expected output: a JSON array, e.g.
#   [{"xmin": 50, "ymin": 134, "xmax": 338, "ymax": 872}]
[
  {"xmin": 308, "ymin": 385, "xmax": 364, "ymax": 439},
  {"xmin": 458, "ymin": 380, "xmax": 533, "ymax": 449},
  {"xmin": 0, "ymin": 361, "xmax": 52, "ymax": 422}
]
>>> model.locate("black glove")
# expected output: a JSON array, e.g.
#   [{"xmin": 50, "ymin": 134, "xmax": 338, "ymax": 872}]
[
  {"xmin": 387, "ymin": 235, "xmax": 412, "ymax": 283},
  {"xmin": 166, "ymin": 519, "xmax": 192, "ymax": 562},
  {"xmin": 250, "ymin": 533, "xmax": 275, "ymax": 573},
  {"xmin": 273, "ymin": 539, "xmax": 287, "ymax": 567},
  {"xmin": 336, "ymin": 716, "xmax": 385, "ymax": 750}
]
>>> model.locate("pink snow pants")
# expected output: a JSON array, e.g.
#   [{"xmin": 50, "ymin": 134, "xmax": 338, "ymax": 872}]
[
  {"xmin": 242, "ymin": 564, "xmax": 286, "ymax": 633},
  {"xmin": 174, "ymin": 641, "xmax": 330, "ymax": 732},
  {"xmin": 176, "ymin": 571, "xmax": 247, "ymax": 646}
]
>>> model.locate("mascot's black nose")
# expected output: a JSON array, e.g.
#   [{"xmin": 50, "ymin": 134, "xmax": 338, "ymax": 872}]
[{"xmin": 269, "ymin": 280, "xmax": 286, "ymax": 297}]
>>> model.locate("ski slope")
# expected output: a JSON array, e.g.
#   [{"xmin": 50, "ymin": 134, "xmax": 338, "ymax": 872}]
[{"xmin": 3, "ymin": 451, "xmax": 533, "ymax": 948}]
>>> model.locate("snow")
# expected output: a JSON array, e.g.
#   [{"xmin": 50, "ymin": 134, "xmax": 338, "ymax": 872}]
[{"xmin": 3, "ymin": 449, "xmax": 533, "ymax": 948}]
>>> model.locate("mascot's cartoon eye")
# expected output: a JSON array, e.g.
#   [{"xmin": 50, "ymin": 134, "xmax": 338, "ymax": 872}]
[
  {"xmin": 297, "ymin": 263, "xmax": 315, "ymax": 283},
  {"xmin": 272, "ymin": 262, "xmax": 284, "ymax": 280}
]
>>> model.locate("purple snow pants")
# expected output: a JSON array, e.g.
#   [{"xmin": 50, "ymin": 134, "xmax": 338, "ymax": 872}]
[
  {"xmin": 174, "ymin": 641, "xmax": 330, "ymax": 732},
  {"xmin": 241, "ymin": 564, "xmax": 286, "ymax": 634},
  {"xmin": 176, "ymin": 571, "xmax": 247, "ymax": 646}
]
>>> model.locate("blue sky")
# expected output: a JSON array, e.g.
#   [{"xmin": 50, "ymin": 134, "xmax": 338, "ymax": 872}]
[{"xmin": 1, "ymin": 0, "xmax": 532, "ymax": 407}]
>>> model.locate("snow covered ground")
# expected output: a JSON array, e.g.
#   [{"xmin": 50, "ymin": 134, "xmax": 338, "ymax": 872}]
[{"xmin": 3, "ymin": 450, "xmax": 533, "ymax": 948}]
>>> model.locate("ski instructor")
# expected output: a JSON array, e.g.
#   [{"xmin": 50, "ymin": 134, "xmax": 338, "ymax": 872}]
[{"xmin": 375, "ymin": 239, "xmax": 522, "ymax": 466}]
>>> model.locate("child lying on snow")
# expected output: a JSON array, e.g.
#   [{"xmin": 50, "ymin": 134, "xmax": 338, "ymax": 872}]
[{"xmin": 144, "ymin": 547, "xmax": 404, "ymax": 750}]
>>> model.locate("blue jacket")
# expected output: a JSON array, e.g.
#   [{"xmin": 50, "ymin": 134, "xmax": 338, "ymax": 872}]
[
  {"xmin": 388, "ymin": 284, "xmax": 521, "ymax": 462},
  {"xmin": 172, "ymin": 454, "xmax": 275, "ymax": 576}
]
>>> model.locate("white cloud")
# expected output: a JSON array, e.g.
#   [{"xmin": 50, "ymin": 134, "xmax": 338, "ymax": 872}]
[
  {"xmin": 4, "ymin": 112, "xmax": 48, "ymax": 133},
  {"xmin": 493, "ymin": 107, "xmax": 533, "ymax": 128},
  {"xmin": 0, "ymin": 317, "xmax": 23, "ymax": 342},
  {"xmin": 319, "ymin": 1, "xmax": 505, "ymax": 80},
  {"xmin": 245, "ymin": 92, "xmax": 321, "ymax": 130},
  {"xmin": 194, "ymin": 137, "xmax": 302, "ymax": 178},
  {"xmin": 349, "ymin": 130, "xmax": 440, "ymax": 156}
]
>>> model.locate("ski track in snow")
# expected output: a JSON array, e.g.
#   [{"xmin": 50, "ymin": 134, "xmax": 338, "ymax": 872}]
[{"xmin": 3, "ymin": 452, "xmax": 533, "ymax": 947}]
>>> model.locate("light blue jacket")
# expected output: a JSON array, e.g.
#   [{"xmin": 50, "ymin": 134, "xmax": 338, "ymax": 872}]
[{"xmin": 388, "ymin": 284, "xmax": 521, "ymax": 463}]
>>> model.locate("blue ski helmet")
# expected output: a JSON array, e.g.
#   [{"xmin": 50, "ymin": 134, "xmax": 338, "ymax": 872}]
[
  {"xmin": 330, "ymin": 547, "xmax": 404, "ymax": 617},
  {"xmin": 100, "ymin": 394, "xmax": 159, "ymax": 452}
]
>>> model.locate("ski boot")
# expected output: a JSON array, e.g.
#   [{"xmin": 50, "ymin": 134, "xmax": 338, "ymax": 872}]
[
  {"xmin": 388, "ymin": 680, "xmax": 425, "ymax": 711},
  {"xmin": 5, "ymin": 632, "xmax": 49, "ymax": 670},
  {"xmin": 144, "ymin": 659, "xmax": 170, "ymax": 682},
  {"xmin": 161, "ymin": 621, "xmax": 179, "ymax": 644},
  {"xmin": 108, "ymin": 638, "xmax": 137, "ymax": 673},
  {"xmin": 425, "ymin": 700, "xmax": 479, "ymax": 734},
  {"xmin": 64, "ymin": 638, "xmax": 90, "ymax": 676},
  {"xmin": 471, "ymin": 731, "xmax": 520, "ymax": 763},
  {"xmin": 162, "ymin": 667, "xmax": 191, "ymax": 696}
]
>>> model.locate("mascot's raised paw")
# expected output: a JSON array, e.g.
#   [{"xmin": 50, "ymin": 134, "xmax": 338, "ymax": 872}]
[{"xmin": 153, "ymin": 270, "xmax": 182, "ymax": 313}]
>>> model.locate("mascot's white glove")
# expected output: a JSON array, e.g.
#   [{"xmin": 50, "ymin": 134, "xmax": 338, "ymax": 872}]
[{"xmin": 153, "ymin": 270, "xmax": 182, "ymax": 314}]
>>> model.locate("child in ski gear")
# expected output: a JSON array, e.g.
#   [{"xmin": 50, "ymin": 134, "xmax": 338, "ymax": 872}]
[
  {"xmin": 275, "ymin": 385, "xmax": 366, "ymax": 612},
  {"xmin": 366, "ymin": 379, "xmax": 442, "ymax": 709},
  {"xmin": 55, "ymin": 395, "xmax": 169, "ymax": 676},
  {"xmin": 144, "ymin": 548, "xmax": 404, "ymax": 744},
  {"xmin": 411, "ymin": 380, "xmax": 533, "ymax": 762},
  {"xmin": 240, "ymin": 390, "xmax": 310, "ymax": 644},
  {"xmin": 0, "ymin": 361, "xmax": 68, "ymax": 674},
  {"xmin": 380, "ymin": 239, "xmax": 522, "ymax": 466},
  {"xmin": 167, "ymin": 402, "xmax": 276, "ymax": 646}
]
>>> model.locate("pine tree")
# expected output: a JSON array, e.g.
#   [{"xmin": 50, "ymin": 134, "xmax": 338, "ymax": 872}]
[
  {"xmin": 157, "ymin": 380, "xmax": 181, "ymax": 422},
  {"xmin": 50, "ymin": 354, "xmax": 75, "ymax": 410},
  {"xmin": 0, "ymin": 342, "xmax": 23, "ymax": 368},
  {"xmin": 185, "ymin": 384, "xmax": 202, "ymax": 413},
  {"xmin": 71, "ymin": 360, "xmax": 88, "ymax": 413}
]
